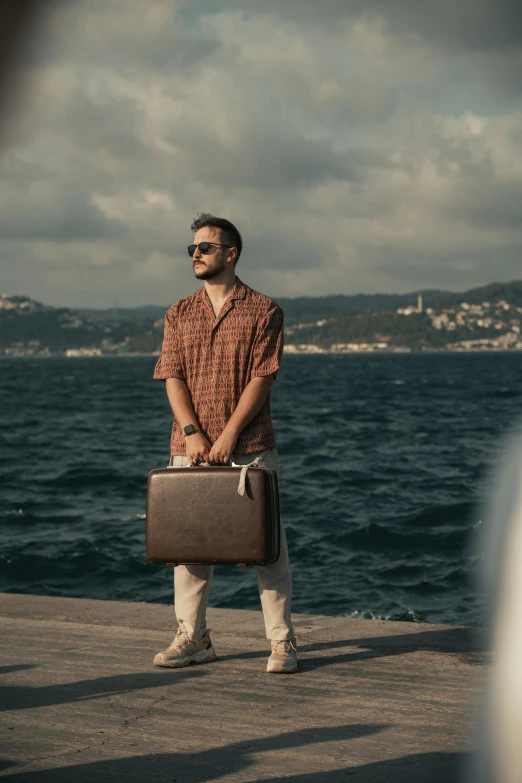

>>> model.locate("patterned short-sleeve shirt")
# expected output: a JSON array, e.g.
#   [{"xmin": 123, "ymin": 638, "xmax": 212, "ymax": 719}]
[{"xmin": 153, "ymin": 275, "xmax": 284, "ymax": 455}]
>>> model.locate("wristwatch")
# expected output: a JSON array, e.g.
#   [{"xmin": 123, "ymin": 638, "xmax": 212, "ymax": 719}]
[{"xmin": 183, "ymin": 424, "xmax": 200, "ymax": 436}]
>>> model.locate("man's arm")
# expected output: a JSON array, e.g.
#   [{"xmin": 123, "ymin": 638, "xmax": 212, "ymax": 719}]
[
  {"xmin": 208, "ymin": 373, "xmax": 275, "ymax": 463},
  {"xmin": 166, "ymin": 378, "xmax": 212, "ymax": 463},
  {"xmin": 154, "ymin": 309, "xmax": 213, "ymax": 464},
  {"xmin": 209, "ymin": 303, "xmax": 283, "ymax": 463},
  {"xmin": 201, "ymin": 301, "xmax": 283, "ymax": 463},
  {"xmin": 167, "ymin": 374, "xmax": 274, "ymax": 464}
]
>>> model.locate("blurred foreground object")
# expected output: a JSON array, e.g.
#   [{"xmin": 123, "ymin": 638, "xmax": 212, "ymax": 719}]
[
  {"xmin": 468, "ymin": 425, "xmax": 522, "ymax": 782},
  {"xmin": 0, "ymin": 0, "xmax": 54, "ymax": 147}
]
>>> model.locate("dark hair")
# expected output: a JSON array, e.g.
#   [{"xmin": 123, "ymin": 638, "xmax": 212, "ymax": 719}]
[{"xmin": 190, "ymin": 212, "xmax": 242, "ymax": 265}]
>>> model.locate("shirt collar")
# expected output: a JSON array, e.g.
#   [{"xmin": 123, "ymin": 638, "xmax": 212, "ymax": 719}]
[
  {"xmin": 197, "ymin": 274, "xmax": 247, "ymax": 301},
  {"xmin": 230, "ymin": 275, "xmax": 247, "ymax": 300}
]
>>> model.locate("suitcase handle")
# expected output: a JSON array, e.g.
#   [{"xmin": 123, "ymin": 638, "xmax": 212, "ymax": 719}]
[{"xmin": 168, "ymin": 455, "xmax": 265, "ymax": 495}]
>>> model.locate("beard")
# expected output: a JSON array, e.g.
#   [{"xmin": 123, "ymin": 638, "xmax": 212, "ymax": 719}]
[{"xmin": 194, "ymin": 259, "xmax": 226, "ymax": 280}]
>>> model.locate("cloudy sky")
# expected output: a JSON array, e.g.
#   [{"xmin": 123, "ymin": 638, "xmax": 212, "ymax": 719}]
[{"xmin": 1, "ymin": 0, "xmax": 522, "ymax": 307}]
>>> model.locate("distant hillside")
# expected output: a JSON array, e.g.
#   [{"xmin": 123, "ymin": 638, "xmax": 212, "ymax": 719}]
[
  {"xmin": 2, "ymin": 279, "xmax": 521, "ymax": 356},
  {"xmin": 79, "ymin": 279, "xmax": 522, "ymax": 324},
  {"xmin": 0, "ymin": 294, "xmax": 162, "ymax": 354},
  {"xmin": 276, "ymin": 280, "xmax": 522, "ymax": 324},
  {"xmin": 76, "ymin": 305, "xmax": 167, "ymax": 323}
]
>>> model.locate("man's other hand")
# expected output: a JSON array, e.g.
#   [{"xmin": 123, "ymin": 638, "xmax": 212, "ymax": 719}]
[
  {"xmin": 185, "ymin": 432, "xmax": 212, "ymax": 465},
  {"xmin": 208, "ymin": 431, "xmax": 238, "ymax": 464}
]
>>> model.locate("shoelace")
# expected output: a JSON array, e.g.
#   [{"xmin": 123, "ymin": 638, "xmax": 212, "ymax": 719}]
[
  {"xmin": 272, "ymin": 640, "xmax": 297, "ymax": 656},
  {"xmin": 169, "ymin": 626, "xmax": 210, "ymax": 650},
  {"xmin": 169, "ymin": 626, "xmax": 191, "ymax": 649}
]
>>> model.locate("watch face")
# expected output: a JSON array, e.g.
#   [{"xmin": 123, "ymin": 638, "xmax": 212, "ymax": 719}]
[{"xmin": 184, "ymin": 424, "xmax": 195, "ymax": 435}]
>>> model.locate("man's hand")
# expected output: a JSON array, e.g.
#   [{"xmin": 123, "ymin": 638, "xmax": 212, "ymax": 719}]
[
  {"xmin": 208, "ymin": 430, "xmax": 238, "ymax": 464},
  {"xmin": 185, "ymin": 432, "xmax": 212, "ymax": 465}
]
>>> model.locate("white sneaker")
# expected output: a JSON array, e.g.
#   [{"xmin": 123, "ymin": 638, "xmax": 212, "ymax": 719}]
[
  {"xmin": 267, "ymin": 639, "xmax": 298, "ymax": 673},
  {"xmin": 153, "ymin": 624, "xmax": 216, "ymax": 669}
]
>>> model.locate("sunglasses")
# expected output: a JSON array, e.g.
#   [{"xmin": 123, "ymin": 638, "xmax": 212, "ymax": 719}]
[{"xmin": 187, "ymin": 241, "xmax": 232, "ymax": 257}]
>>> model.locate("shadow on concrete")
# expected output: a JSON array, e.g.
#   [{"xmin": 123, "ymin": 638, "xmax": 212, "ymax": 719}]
[
  {"xmin": 252, "ymin": 751, "xmax": 468, "ymax": 782},
  {"xmin": 1, "ymin": 725, "xmax": 468, "ymax": 782},
  {"xmin": 0, "ymin": 665, "xmax": 37, "ymax": 675},
  {"xmin": 3, "ymin": 723, "xmax": 386, "ymax": 781},
  {"xmin": 217, "ymin": 625, "xmax": 484, "ymax": 670},
  {"xmin": 0, "ymin": 668, "xmax": 207, "ymax": 712}
]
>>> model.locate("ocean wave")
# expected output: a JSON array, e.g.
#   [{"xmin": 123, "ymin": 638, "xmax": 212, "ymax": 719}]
[{"xmin": 2, "ymin": 352, "xmax": 518, "ymax": 625}]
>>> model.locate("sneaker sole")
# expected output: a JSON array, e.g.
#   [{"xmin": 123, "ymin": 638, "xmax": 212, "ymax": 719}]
[{"xmin": 154, "ymin": 645, "xmax": 217, "ymax": 669}]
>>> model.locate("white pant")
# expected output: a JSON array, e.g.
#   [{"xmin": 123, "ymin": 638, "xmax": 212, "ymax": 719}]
[{"xmin": 169, "ymin": 446, "xmax": 294, "ymax": 641}]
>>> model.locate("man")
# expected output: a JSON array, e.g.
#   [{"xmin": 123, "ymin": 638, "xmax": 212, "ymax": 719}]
[{"xmin": 152, "ymin": 212, "xmax": 297, "ymax": 673}]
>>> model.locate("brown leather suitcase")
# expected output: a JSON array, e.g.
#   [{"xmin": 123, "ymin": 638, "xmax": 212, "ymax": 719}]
[{"xmin": 145, "ymin": 462, "xmax": 281, "ymax": 568}]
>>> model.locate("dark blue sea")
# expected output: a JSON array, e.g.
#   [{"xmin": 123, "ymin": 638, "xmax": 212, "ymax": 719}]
[{"xmin": 2, "ymin": 353, "xmax": 521, "ymax": 626}]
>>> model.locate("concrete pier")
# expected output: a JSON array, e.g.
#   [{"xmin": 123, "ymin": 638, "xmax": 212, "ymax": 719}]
[{"xmin": 0, "ymin": 593, "xmax": 486, "ymax": 782}]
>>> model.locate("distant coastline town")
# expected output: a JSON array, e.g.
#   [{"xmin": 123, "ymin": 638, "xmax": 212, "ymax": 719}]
[
  {"xmin": 284, "ymin": 292, "xmax": 522, "ymax": 354},
  {"xmin": 2, "ymin": 280, "xmax": 522, "ymax": 357}
]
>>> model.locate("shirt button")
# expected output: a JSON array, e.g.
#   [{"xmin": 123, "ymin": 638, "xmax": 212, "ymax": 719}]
[{"xmin": 210, "ymin": 378, "xmax": 215, "ymax": 382}]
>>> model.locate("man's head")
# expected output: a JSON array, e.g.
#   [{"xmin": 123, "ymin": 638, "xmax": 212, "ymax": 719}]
[{"xmin": 189, "ymin": 213, "xmax": 242, "ymax": 281}]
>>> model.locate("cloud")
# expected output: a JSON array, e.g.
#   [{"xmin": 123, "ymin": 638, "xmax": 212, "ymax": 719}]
[
  {"xmin": 189, "ymin": 0, "xmax": 522, "ymax": 51},
  {"xmin": 175, "ymin": 125, "xmax": 393, "ymax": 190},
  {"xmin": 1, "ymin": 0, "xmax": 522, "ymax": 307},
  {"xmin": 0, "ymin": 181, "xmax": 127, "ymax": 241},
  {"xmin": 39, "ymin": 0, "xmax": 222, "ymax": 71}
]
